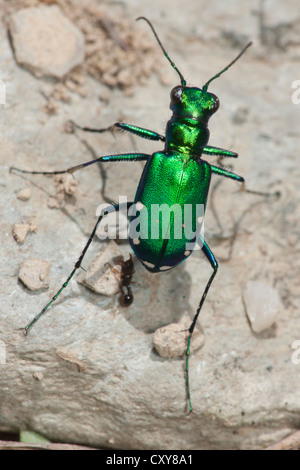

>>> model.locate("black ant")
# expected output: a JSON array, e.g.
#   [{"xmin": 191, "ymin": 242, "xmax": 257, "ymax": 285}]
[
  {"xmin": 119, "ymin": 285, "xmax": 133, "ymax": 308},
  {"xmin": 107, "ymin": 254, "xmax": 135, "ymax": 307},
  {"xmin": 118, "ymin": 254, "xmax": 135, "ymax": 307}
]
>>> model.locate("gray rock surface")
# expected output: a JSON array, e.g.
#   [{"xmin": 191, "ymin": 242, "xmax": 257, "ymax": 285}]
[{"xmin": 0, "ymin": 0, "xmax": 300, "ymax": 450}]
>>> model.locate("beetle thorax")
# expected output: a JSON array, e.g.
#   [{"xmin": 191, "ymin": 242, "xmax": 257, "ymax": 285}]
[{"xmin": 164, "ymin": 117, "xmax": 210, "ymax": 156}]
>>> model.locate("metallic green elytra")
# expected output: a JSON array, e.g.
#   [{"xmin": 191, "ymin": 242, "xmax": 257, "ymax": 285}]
[
  {"xmin": 11, "ymin": 17, "xmax": 254, "ymax": 414},
  {"xmin": 129, "ymin": 152, "xmax": 211, "ymax": 272}
]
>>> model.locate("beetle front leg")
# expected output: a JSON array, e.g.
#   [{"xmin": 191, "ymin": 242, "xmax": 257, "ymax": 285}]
[
  {"xmin": 69, "ymin": 120, "xmax": 166, "ymax": 142},
  {"xmin": 24, "ymin": 201, "xmax": 134, "ymax": 334}
]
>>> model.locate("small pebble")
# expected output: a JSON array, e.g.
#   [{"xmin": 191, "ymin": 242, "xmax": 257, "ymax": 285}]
[
  {"xmin": 17, "ymin": 187, "xmax": 32, "ymax": 201},
  {"xmin": 12, "ymin": 222, "xmax": 37, "ymax": 244},
  {"xmin": 18, "ymin": 259, "xmax": 50, "ymax": 290},
  {"xmin": 12, "ymin": 224, "xmax": 30, "ymax": 244},
  {"xmin": 78, "ymin": 241, "xmax": 122, "ymax": 296},
  {"xmin": 243, "ymin": 280, "xmax": 282, "ymax": 333},
  {"xmin": 47, "ymin": 174, "xmax": 78, "ymax": 209},
  {"xmin": 55, "ymin": 173, "xmax": 78, "ymax": 196},
  {"xmin": 153, "ymin": 322, "xmax": 205, "ymax": 358},
  {"xmin": 33, "ymin": 371, "xmax": 44, "ymax": 381},
  {"xmin": 9, "ymin": 5, "xmax": 85, "ymax": 78}
]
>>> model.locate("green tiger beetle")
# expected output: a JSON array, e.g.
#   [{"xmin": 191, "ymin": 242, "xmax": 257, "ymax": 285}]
[{"xmin": 11, "ymin": 17, "xmax": 275, "ymax": 413}]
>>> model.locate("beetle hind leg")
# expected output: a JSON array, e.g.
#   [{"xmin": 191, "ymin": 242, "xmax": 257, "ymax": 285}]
[{"xmin": 185, "ymin": 235, "xmax": 218, "ymax": 414}]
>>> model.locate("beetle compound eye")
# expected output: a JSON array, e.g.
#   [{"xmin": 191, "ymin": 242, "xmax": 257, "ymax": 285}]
[
  {"xmin": 170, "ymin": 86, "xmax": 183, "ymax": 103},
  {"xmin": 208, "ymin": 93, "xmax": 220, "ymax": 113}
]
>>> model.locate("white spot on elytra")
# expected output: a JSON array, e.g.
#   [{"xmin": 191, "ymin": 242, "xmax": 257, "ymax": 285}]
[
  {"xmin": 142, "ymin": 260, "xmax": 155, "ymax": 269},
  {"xmin": 159, "ymin": 265, "xmax": 172, "ymax": 271}
]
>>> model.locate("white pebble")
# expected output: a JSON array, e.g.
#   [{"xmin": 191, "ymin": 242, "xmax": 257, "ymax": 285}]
[{"xmin": 243, "ymin": 280, "xmax": 282, "ymax": 333}]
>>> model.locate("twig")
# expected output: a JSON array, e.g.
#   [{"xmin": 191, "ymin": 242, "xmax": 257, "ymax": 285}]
[
  {"xmin": 266, "ymin": 431, "xmax": 300, "ymax": 450},
  {"xmin": 0, "ymin": 440, "xmax": 98, "ymax": 450}
]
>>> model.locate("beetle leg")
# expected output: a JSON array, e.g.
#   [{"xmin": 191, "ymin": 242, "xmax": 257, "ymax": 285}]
[
  {"xmin": 211, "ymin": 164, "xmax": 244, "ymax": 183},
  {"xmin": 69, "ymin": 120, "xmax": 166, "ymax": 142},
  {"xmin": 10, "ymin": 153, "xmax": 150, "ymax": 176},
  {"xmin": 203, "ymin": 146, "xmax": 237, "ymax": 158},
  {"xmin": 24, "ymin": 201, "xmax": 134, "ymax": 335},
  {"xmin": 211, "ymin": 166, "xmax": 280, "ymax": 197},
  {"xmin": 185, "ymin": 235, "xmax": 218, "ymax": 413}
]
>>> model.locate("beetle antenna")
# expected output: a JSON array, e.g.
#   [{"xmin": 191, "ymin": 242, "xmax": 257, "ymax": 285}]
[
  {"xmin": 203, "ymin": 42, "xmax": 252, "ymax": 92},
  {"xmin": 136, "ymin": 17, "xmax": 186, "ymax": 86}
]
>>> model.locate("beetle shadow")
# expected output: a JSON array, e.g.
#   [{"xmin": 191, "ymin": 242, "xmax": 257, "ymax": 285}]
[{"xmin": 119, "ymin": 261, "xmax": 193, "ymax": 334}]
